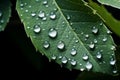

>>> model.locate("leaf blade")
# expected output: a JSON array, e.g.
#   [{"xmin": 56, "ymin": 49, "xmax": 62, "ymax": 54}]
[{"xmin": 16, "ymin": 0, "xmax": 117, "ymax": 75}]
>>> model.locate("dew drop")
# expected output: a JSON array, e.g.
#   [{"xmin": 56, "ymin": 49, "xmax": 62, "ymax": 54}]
[
  {"xmin": 92, "ymin": 27, "xmax": 99, "ymax": 34},
  {"xmin": 50, "ymin": 13, "xmax": 56, "ymax": 20},
  {"xmin": 103, "ymin": 37, "xmax": 107, "ymax": 42},
  {"xmin": 43, "ymin": 1, "xmax": 48, "ymax": 5},
  {"xmin": 43, "ymin": 41, "xmax": 50, "ymax": 49},
  {"xmin": 96, "ymin": 52, "xmax": 102, "ymax": 59},
  {"xmin": 89, "ymin": 42, "xmax": 95, "ymax": 49},
  {"xmin": 70, "ymin": 49, "xmax": 77, "ymax": 56},
  {"xmin": 113, "ymin": 70, "xmax": 117, "ymax": 74},
  {"xmin": 51, "ymin": 55, "xmax": 56, "ymax": 60},
  {"xmin": 38, "ymin": 11, "xmax": 45, "ymax": 18},
  {"xmin": 85, "ymin": 34, "xmax": 89, "ymax": 38},
  {"xmin": 33, "ymin": 25, "xmax": 41, "ymax": 33},
  {"xmin": 42, "ymin": 17, "xmax": 47, "ymax": 21},
  {"xmin": 94, "ymin": 39, "xmax": 98, "ymax": 44},
  {"xmin": 110, "ymin": 57, "xmax": 116, "ymax": 66},
  {"xmin": 66, "ymin": 15, "xmax": 71, "ymax": 20},
  {"xmin": 57, "ymin": 41, "xmax": 65, "ymax": 50},
  {"xmin": 85, "ymin": 62, "xmax": 93, "ymax": 71},
  {"xmin": 31, "ymin": 12, "xmax": 36, "ymax": 17},
  {"xmin": 107, "ymin": 30, "xmax": 112, "ymax": 34},
  {"xmin": 82, "ymin": 53, "xmax": 89, "ymax": 60},
  {"xmin": 61, "ymin": 56, "xmax": 68, "ymax": 64},
  {"xmin": 48, "ymin": 28, "xmax": 57, "ymax": 38},
  {"xmin": 0, "ymin": 20, "xmax": 4, "ymax": 24},
  {"xmin": 70, "ymin": 59, "xmax": 77, "ymax": 66},
  {"xmin": 80, "ymin": 68, "xmax": 85, "ymax": 71},
  {"xmin": 111, "ymin": 46, "xmax": 116, "ymax": 51},
  {"xmin": 25, "ymin": 9, "xmax": 29, "ymax": 12}
]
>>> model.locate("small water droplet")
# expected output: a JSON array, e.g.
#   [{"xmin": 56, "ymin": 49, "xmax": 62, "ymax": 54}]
[
  {"xmin": 107, "ymin": 30, "xmax": 112, "ymax": 34},
  {"xmin": 111, "ymin": 46, "xmax": 116, "ymax": 51},
  {"xmin": 57, "ymin": 41, "xmax": 65, "ymax": 50},
  {"xmin": 48, "ymin": 28, "xmax": 57, "ymax": 38},
  {"xmin": 38, "ymin": 11, "xmax": 45, "ymax": 18},
  {"xmin": 113, "ymin": 70, "xmax": 117, "ymax": 74},
  {"xmin": 92, "ymin": 27, "xmax": 99, "ymax": 34},
  {"xmin": 31, "ymin": 12, "xmax": 36, "ymax": 17},
  {"xmin": 80, "ymin": 68, "xmax": 85, "ymax": 71},
  {"xmin": 25, "ymin": 9, "xmax": 29, "ymax": 12},
  {"xmin": 58, "ymin": 55, "xmax": 62, "ymax": 59},
  {"xmin": 20, "ymin": 3, "xmax": 24, "ymax": 7},
  {"xmin": 94, "ymin": 39, "xmax": 98, "ymax": 44},
  {"xmin": 75, "ymin": 40, "xmax": 79, "ymax": 43},
  {"xmin": 50, "ymin": 13, "xmax": 56, "ymax": 20},
  {"xmin": 43, "ymin": 1, "xmax": 48, "ymax": 5},
  {"xmin": 51, "ymin": 55, "xmax": 56, "ymax": 60},
  {"xmin": 96, "ymin": 52, "xmax": 102, "ymax": 59},
  {"xmin": 110, "ymin": 57, "xmax": 116, "ymax": 66},
  {"xmin": 61, "ymin": 56, "xmax": 68, "ymax": 64},
  {"xmin": 102, "ymin": 37, "xmax": 107, "ymax": 42},
  {"xmin": 42, "ymin": 17, "xmax": 47, "ymax": 21},
  {"xmin": 33, "ymin": 25, "xmax": 41, "ymax": 33},
  {"xmin": 66, "ymin": 15, "xmax": 71, "ymax": 20},
  {"xmin": 89, "ymin": 42, "xmax": 95, "ymax": 49},
  {"xmin": 82, "ymin": 53, "xmax": 89, "ymax": 60},
  {"xmin": 70, "ymin": 49, "xmax": 77, "ymax": 56},
  {"xmin": 43, "ymin": 41, "xmax": 50, "ymax": 49},
  {"xmin": 70, "ymin": 59, "xmax": 77, "ymax": 66},
  {"xmin": 85, "ymin": 34, "xmax": 89, "ymax": 38},
  {"xmin": 0, "ymin": 20, "xmax": 4, "ymax": 24},
  {"xmin": 85, "ymin": 62, "xmax": 93, "ymax": 71}
]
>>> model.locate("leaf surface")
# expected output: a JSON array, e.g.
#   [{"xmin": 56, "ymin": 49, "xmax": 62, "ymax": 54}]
[
  {"xmin": 98, "ymin": 0, "xmax": 120, "ymax": 9},
  {"xmin": 0, "ymin": 0, "xmax": 11, "ymax": 31},
  {"xmin": 16, "ymin": 0, "xmax": 117, "ymax": 75}
]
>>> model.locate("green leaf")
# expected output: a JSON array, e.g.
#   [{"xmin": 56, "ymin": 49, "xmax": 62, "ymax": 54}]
[
  {"xmin": 85, "ymin": 0, "xmax": 120, "ymax": 38},
  {"xmin": 0, "ymin": 0, "xmax": 11, "ymax": 31},
  {"xmin": 16, "ymin": 0, "xmax": 117, "ymax": 75},
  {"xmin": 98, "ymin": 0, "xmax": 120, "ymax": 9}
]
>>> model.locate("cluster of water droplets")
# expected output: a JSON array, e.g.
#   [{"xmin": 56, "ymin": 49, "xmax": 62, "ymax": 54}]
[{"xmin": 19, "ymin": 0, "xmax": 118, "ymax": 74}]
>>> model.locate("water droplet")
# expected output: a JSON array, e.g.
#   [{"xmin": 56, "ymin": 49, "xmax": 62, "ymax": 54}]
[
  {"xmin": 42, "ymin": 17, "xmax": 47, "ymax": 21},
  {"xmin": 61, "ymin": 56, "xmax": 68, "ymax": 64},
  {"xmin": 51, "ymin": 55, "xmax": 56, "ymax": 60},
  {"xmin": 50, "ymin": 13, "xmax": 56, "ymax": 20},
  {"xmin": 94, "ymin": 39, "xmax": 98, "ymax": 44},
  {"xmin": 38, "ymin": 11, "xmax": 45, "ymax": 18},
  {"xmin": 66, "ymin": 15, "xmax": 71, "ymax": 20},
  {"xmin": 111, "ymin": 46, "xmax": 116, "ymax": 51},
  {"xmin": 82, "ymin": 53, "xmax": 89, "ymax": 60},
  {"xmin": 48, "ymin": 28, "xmax": 57, "ymax": 38},
  {"xmin": 25, "ymin": 9, "xmax": 29, "ymax": 12},
  {"xmin": 92, "ymin": 27, "xmax": 99, "ymax": 34},
  {"xmin": 107, "ymin": 30, "xmax": 112, "ymax": 34},
  {"xmin": 102, "ymin": 37, "xmax": 107, "ymax": 42},
  {"xmin": 85, "ymin": 62, "xmax": 93, "ymax": 71},
  {"xmin": 110, "ymin": 57, "xmax": 116, "ymax": 66},
  {"xmin": 0, "ymin": 10, "xmax": 2, "ymax": 17},
  {"xmin": 80, "ymin": 68, "xmax": 85, "ymax": 71},
  {"xmin": 113, "ymin": 70, "xmax": 117, "ymax": 74},
  {"xmin": 31, "ymin": 12, "xmax": 36, "ymax": 17},
  {"xmin": 20, "ymin": 3, "xmax": 24, "ymax": 7},
  {"xmin": 89, "ymin": 42, "xmax": 95, "ymax": 49},
  {"xmin": 43, "ymin": 41, "xmax": 50, "ymax": 49},
  {"xmin": 85, "ymin": 34, "xmax": 89, "ymax": 38},
  {"xmin": 75, "ymin": 40, "xmax": 79, "ymax": 43},
  {"xmin": 33, "ymin": 25, "xmax": 41, "ymax": 33},
  {"xmin": 96, "ymin": 52, "xmax": 102, "ymax": 59},
  {"xmin": 43, "ymin": 1, "xmax": 48, "ymax": 5},
  {"xmin": 57, "ymin": 41, "xmax": 65, "ymax": 50},
  {"xmin": 70, "ymin": 59, "xmax": 77, "ymax": 66},
  {"xmin": 0, "ymin": 20, "xmax": 4, "ymax": 24},
  {"xmin": 58, "ymin": 56, "xmax": 62, "ymax": 59},
  {"xmin": 70, "ymin": 49, "xmax": 77, "ymax": 56}
]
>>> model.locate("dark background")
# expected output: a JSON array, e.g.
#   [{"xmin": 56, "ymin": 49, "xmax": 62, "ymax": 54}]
[{"xmin": 0, "ymin": 0, "xmax": 120, "ymax": 80}]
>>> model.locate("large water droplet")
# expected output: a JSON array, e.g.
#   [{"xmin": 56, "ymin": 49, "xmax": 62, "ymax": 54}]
[
  {"xmin": 92, "ymin": 27, "xmax": 99, "ymax": 34},
  {"xmin": 70, "ymin": 49, "xmax": 77, "ymax": 56},
  {"xmin": 38, "ymin": 11, "xmax": 45, "ymax": 18},
  {"xmin": 96, "ymin": 52, "xmax": 102, "ymax": 59},
  {"xmin": 70, "ymin": 59, "xmax": 77, "ymax": 66},
  {"xmin": 43, "ymin": 41, "xmax": 50, "ymax": 49},
  {"xmin": 33, "ymin": 25, "xmax": 41, "ymax": 33},
  {"xmin": 82, "ymin": 53, "xmax": 89, "ymax": 60},
  {"xmin": 110, "ymin": 57, "xmax": 116, "ymax": 66},
  {"xmin": 48, "ymin": 28, "xmax": 57, "ymax": 38},
  {"xmin": 89, "ymin": 42, "xmax": 95, "ymax": 49},
  {"xmin": 61, "ymin": 56, "xmax": 68, "ymax": 64},
  {"xmin": 57, "ymin": 41, "xmax": 65, "ymax": 50},
  {"xmin": 50, "ymin": 12, "xmax": 56, "ymax": 20},
  {"xmin": 85, "ymin": 62, "xmax": 93, "ymax": 71}
]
